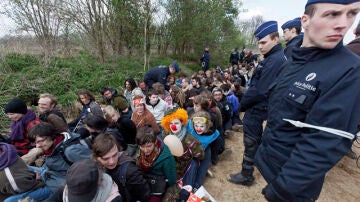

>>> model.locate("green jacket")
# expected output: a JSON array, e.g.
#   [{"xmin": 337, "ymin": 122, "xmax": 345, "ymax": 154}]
[{"xmin": 150, "ymin": 144, "xmax": 177, "ymax": 186}]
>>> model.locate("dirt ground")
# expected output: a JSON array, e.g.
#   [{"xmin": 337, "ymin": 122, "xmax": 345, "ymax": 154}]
[{"xmin": 203, "ymin": 130, "xmax": 360, "ymax": 202}]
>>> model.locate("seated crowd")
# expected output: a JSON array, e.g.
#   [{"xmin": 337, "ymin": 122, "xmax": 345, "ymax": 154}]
[{"xmin": 0, "ymin": 63, "xmax": 252, "ymax": 202}]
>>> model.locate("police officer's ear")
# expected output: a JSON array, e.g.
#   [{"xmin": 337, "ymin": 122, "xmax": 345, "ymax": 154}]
[{"xmin": 301, "ymin": 15, "xmax": 310, "ymax": 30}]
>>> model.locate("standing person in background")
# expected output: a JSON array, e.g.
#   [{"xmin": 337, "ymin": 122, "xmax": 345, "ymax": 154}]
[
  {"xmin": 228, "ymin": 20, "xmax": 287, "ymax": 186},
  {"xmin": 281, "ymin": 17, "xmax": 304, "ymax": 59},
  {"xmin": 38, "ymin": 93, "xmax": 66, "ymax": 123},
  {"xmin": 229, "ymin": 47, "xmax": 240, "ymax": 66},
  {"xmin": 200, "ymin": 45, "xmax": 210, "ymax": 71},
  {"xmin": 346, "ymin": 20, "xmax": 360, "ymax": 55},
  {"xmin": 255, "ymin": 1, "xmax": 360, "ymax": 201},
  {"xmin": 4, "ymin": 98, "xmax": 40, "ymax": 156}
]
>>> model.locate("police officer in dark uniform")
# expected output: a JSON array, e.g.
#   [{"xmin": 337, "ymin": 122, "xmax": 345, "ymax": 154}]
[
  {"xmin": 228, "ymin": 21, "xmax": 287, "ymax": 186},
  {"xmin": 143, "ymin": 61, "xmax": 179, "ymax": 91},
  {"xmin": 229, "ymin": 47, "xmax": 240, "ymax": 65},
  {"xmin": 281, "ymin": 17, "xmax": 304, "ymax": 59},
  {"xmin": 200, "ymin": 45, "xmax": 210, "ymax": 71},
  {"xmin": 256, "ymin": 0, "xmax": 360, "ymax": 201}
]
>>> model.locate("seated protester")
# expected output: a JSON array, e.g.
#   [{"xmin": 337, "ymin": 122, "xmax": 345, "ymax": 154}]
[
  {"xmin": 27, "ymin": 122, "xmax": 92, "ymax": 199},
  {"xmin": 169, "ymin": 84, "xmax": 186, "ymax": 108},
  {"xmin": 145, "ymin": 89, "xmax": 168, "ymax": 124},
  {"xmin": 136, "ymin": 126, "xmax": 176, "ymax": 202},
  {"xmin": 63, "ymin": 159, "xmax": 122, "ymax": 202},
  {"xmin": 186, "ymin": 110, "xmax": 220, "ymax": 191},
  {"xmin": 0, "ymin": 143, "xmax": 50, "ymax": 202},
  {"xmin": 4, "ymin": 98, "xmax": 40, "ymax": 156},
  {"xmin": 190, "ymin": 94, "xmax": 224, "ymax": 166},
  {"xmin": 160, "ymin": 108, "xmax": 204, "ymax": 201},
  {"xmin": 131, "ymin": 98, "xmax": 160, "ymax": 134},
  {"xmin": 137, "ymin": 80, "xmax": 149, "ymax": 96},
  {"xmin": 130, "ymin": 86, "xmax": 146, "ymax": 111},
  {"xmin": 152, "ymin": 82, "xmax": 173, "ymax": 110},
  {"xmin": 212, "ymin": 87, "xmax": 233, "ymax": 137},
  {"xmin": 92, "ymin": 132, "xmax": 151, "ymax": 202},
  {"xmin": 37, "ymin": 93, "xmax": 67, "ymax": 124},
  {"xmin": 103, "ymin": 105, "xmax": 138, "ymax": 158},
  {"xmin": 83, "ymin": 113, "xmax": 127, "ymax": 150},
  {"xmin": 101, "ymin": 87, "xmax": 132, "ymax": 119},
  {"xmin": 124, "ymin": 78, "xmax": 138, "ymax": 105},
  {"xmin": 68, "ymin": 90, "xmax": 103, "ymax": 135},
  {"xmin": 220, "ymin": 84, "xmax": 243, "ymax": 131}
]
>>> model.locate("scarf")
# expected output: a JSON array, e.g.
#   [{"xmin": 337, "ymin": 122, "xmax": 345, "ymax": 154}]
[
  {"xmin": 0, "ymin": 143, "xmax": 18, "ymax": 170},
  {"xmin": 42, "ymin": 135, "xmax": 64, "ymax": 156},
  {"xmin": 10, "ymin": 109, "xmax": 36, "ymax": 141},
  {"xmin": 172, "ymin": 127, "xmax": 187, "ymax": 141},
  {"xmin": 186, "ymin": 120, "xmax": 220, "ymax": 149},
  {"xmin": 138, "ymin": 139, "xmax": 162, "ymax": 172},
  {"xmin": 63, "ymin": 173, "xmax": 115, "ymax": 202}
]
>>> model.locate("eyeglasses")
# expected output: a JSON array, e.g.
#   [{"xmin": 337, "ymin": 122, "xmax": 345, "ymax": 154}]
[{"xmin": 192, "ymin": 117, "xmax": 207, "ymax": 124}]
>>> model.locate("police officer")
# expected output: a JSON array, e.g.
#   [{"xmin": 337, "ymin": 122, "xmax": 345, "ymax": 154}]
[
  {"xmin": 256, "ymin": 0, "xmax": 360, "ymax": 201},
  {"xmin": 200, "ymin": 45, "xmax": 210, "ymax": 71},
  {"xmin": 229, "ymin": 47, "xmax": 240, "ymax": 65},
  {"xmin": 228, "ymin": 21, "xmax": 287, "ymax": 186},
  {"xmin": 281, "ymin": 17, "xmax": 304, "ymax": 59},
  {"xmin": 143, "ymin": 61, "xmax": 179, "ymax": 91}
]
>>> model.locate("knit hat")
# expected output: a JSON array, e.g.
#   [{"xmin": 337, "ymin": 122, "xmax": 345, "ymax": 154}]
[
  {"xmin": 0, "ymin": 143, "xmax": 18, "ymax": 170},
  {"xmin": 305, "ymin": 0, "xmax": 359, "ymax": 8},
  {"xmin": 281, "ymin": 17, "xmax": 302, "ymax": 30},
  {"xmin": 161, "ymin": 107, "xmax": 188, "ymax": 133},
  {"xmin": 254, "ymin": 21, "xmax": 278, "ymax": 41},
  {"xmin": 66, "ymin": 159, "xmax": 99, "ymax": 202},
  {"xmin": 4, "ymin": 98, "xmax": 27, "ymax": 114}
]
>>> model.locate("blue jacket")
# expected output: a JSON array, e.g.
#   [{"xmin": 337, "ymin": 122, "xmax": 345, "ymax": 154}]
[
  {"xmin": 255, "ymin": 41, "xmax": 360, "ymax": 201},
  {"xmin": 240, "ymin": 44, "xmax": 287, "ymax": 112},
  {"xmin": 226, "ymin": 91, "xmax": 239, "ymax": 116},
  {"xmin": 144, "ymin": 66, "xmax": 170, "ymax": 89},
  {"xmin": 43, "ymin": 133, "xmax": 92, "ymax": 192}
]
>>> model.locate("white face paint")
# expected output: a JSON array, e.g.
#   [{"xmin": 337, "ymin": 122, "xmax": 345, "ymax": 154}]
[
  {"xmin": 194, "ymin": 122, "xmax": 207, "ymax": 134},
  {"xmin": 170, "ymin": 118, "xmax": 182, "ymax": 135}
]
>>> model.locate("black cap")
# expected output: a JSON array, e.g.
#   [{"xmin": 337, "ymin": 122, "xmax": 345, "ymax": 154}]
[
  {"xmin": 4, "ymin": 98, "xmax": 27, "ymax": 114},
  {"xmin": 66, "ymin": 159, "xmax": 99, "ymax": 202}
]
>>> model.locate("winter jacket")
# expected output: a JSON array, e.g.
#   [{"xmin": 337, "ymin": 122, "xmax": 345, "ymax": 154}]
[
  {"xmin": 107, "ymin": 152, "xmax": 151, "ymax": 202},
  {"xmin": 240, "ymin": 44, "xmax": 287, "ymax": 112},
  {"xmin": 145, "ymin": 98, "xmax": 168, "ymax": 124},
  {"xmin": 148, "ymin": 143, "xmax": 177, "ymax": 186},
  {"xmin": 255, "ymin": 41, "xmax": 360, "ymax": 201},
  {"xmin": 131, "ymin": 108, "xmax": 160, "ymax": 134},
  {"xmin": 144, "ymin": 66, "xmax": 171, "ymax": 90},
  {"xmin": 284, "ymin": 33, "xmax": 303, "ymax": 60}
]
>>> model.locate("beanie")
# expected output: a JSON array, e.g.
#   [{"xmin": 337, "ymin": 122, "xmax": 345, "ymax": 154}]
[{"xmin": 4, "ymin": 98, "xmax": 27, "ymax": 114}]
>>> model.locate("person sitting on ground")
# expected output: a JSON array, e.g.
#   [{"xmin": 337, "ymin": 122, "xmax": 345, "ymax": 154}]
[
  {"xmin": 124, "ymin": 78, "xmax": 138, "ymax": 105},
  {"xmin": 93, "ymin": 132, "xmax": 151, "ymax": 202},
  {"xmin": 68, "ymin": 90, "xmax": 103, "ymax": 136},
  {"xmin": 63, "ymin": 159, "xmax": 122, "ymax": 202},
  {"xmin": 169, "ymin": 84, "xmax": 186, "ymax": 108},
  {"xmin": 37, "ymin": 93, "xmax": 67, "ymax": 123},
  {"xmin": 83, "ymin": 113, "xmax": 127, "ymax": 150},
  {"xmin": 4, "ymin": 98, "xmax": 40, "ymax": 156},
  {"xmin": 136, "ymin": 126, "xmax": 176, "ymax": 202},
  {"xmin": 103, "ymin": 105, "xmax": 138, "ymax": 158},
  {"xmin": 145, "ymin": 89, "xmax": 168, "ymax": 124},
  {"xmin": 220, "ymin": 84, "xmax": 243, "ymax": 132},
  {"xmin": 152, "ymin": 82, "xmax": 173, "ymax": 110},
  {"xmin": 27, "ymin": 122, "xmax": 92, "ymax": 200},
  {"xmin": 0, "ymin": 142, "xmax": 49, "ymax": 202},
  {"xmin": 131, "ymin": 98, "xmax": 160, "ymax": 135},
  {"xmin": 186, "ymin": 110, "xmax": 220, "ymax": 188},
  {"xmin": 212, "ymin": 87, "xmax": 233, "ymax": 137},
  {"xmin": 160, "ymin": 108, "xmax": 204, "ymax": 201},
  {"xmin": 101, "ymin": 87, "xmax": 132, "ymax": 119}
]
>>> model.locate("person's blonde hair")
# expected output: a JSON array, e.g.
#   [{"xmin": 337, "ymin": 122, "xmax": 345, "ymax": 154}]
[{"xmin": 103, "ymin": 105, "xmax": 119, "ymax": 123}]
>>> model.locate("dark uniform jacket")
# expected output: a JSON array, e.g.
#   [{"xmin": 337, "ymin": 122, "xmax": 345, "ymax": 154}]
[
  {"xmin": 255, "ymin": 41, "xmax": 360, "ymax": 201},
  {"xmin": 200, "ymin": 51, "xmax": 210, "ymax": 71},
  {"xmin": 284, "ymin": 33, "xmax": 303, "ymax": 60},
  {"xmin": 240, "ymin": 44, "xmax": 287, "ymax": 112},
  {"xmin": 144, "ymin": 66, "xmax": 171, "ymax": 90}
]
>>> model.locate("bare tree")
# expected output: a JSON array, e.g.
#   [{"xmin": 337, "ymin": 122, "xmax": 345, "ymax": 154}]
[
  {"xmin": 238, "ymin": 15, "xmax": 264, "ymax": 47},
  {"xmin": 1, "ymin": 0, "xmax": 65, "ymax": 61}
]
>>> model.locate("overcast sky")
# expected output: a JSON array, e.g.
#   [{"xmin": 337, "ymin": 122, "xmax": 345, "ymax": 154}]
[
  {"xmin": 241, "ymin": 0, "xmax": 360, "ymax": 44},
  {"xmin": 0, "ymin": 0, "xmax": 359, "ymax": 43}
]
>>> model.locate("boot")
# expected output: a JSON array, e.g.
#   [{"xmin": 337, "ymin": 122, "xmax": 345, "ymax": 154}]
[{"xmin": 228, "ymin": 171, "xmax": 254, "ymax": 186}]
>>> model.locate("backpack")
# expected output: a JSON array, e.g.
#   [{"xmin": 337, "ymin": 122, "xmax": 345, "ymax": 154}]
[
  {"xmin": 119, "ymin": 161, "xmax": 131, "ymax": 202},
  {"xmin": 59, "ymin": 132, "xmax": 91, "ymax": 165}
]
